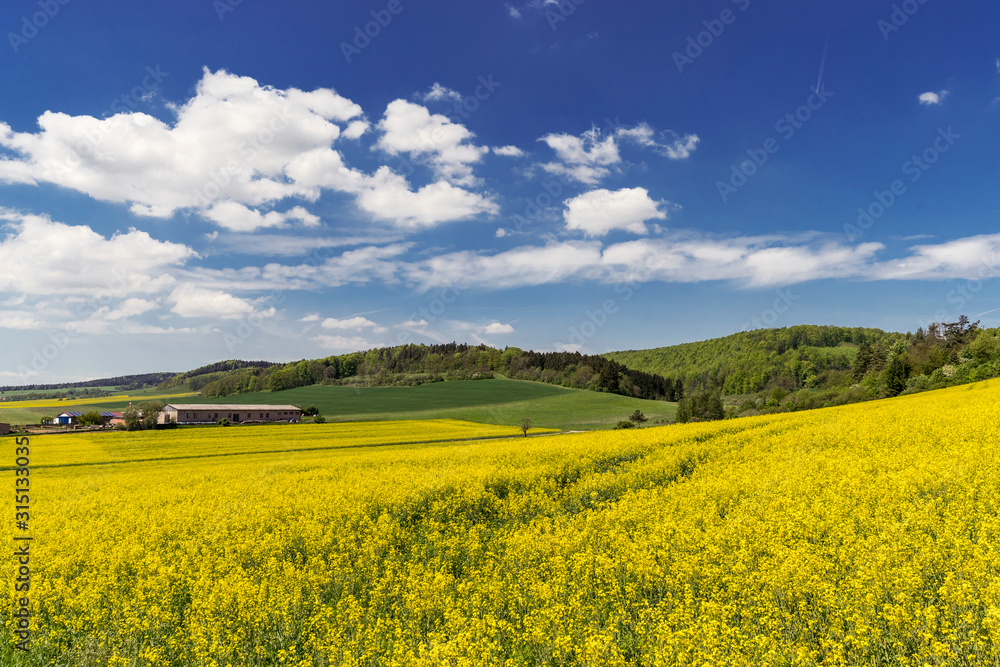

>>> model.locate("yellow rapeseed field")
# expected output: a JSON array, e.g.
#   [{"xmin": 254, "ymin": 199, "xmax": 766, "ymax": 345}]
[
  {"xmin": 3, "ymin": 386, "xmax": 1000, "ymax": 665},
  {"xmin": 0, "ymin": 393, "xmax": 198, "ymax": 411}
]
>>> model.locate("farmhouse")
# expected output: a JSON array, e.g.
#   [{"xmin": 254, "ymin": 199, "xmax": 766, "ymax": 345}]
[
  {"xmin": 0, "ymin": 423, "xmax": 10, "ymax": 436},
  {"xmin": 159, "ymin": 404, "xmax": 302, "ymax": 425}
]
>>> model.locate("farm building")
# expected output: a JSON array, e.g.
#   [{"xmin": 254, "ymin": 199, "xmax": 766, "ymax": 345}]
[
  {"xmin": 54, "ymin": 412, "xmax": 77, "ymax": 425},
  {"xmin": 159, "ymin": 404, "xmax": 302, "ymax": 425},
  {"xmin": 54, "ymin": 411, "xmax": 124, "ymax": 426},
  {"xmin": 0, "ymin": 423, "xmax": 10, "ymax": 436}
]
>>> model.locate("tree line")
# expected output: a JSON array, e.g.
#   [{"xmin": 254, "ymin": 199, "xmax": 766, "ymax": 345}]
[{"xmin": 192, "ymin": 344, "xmax": 682, "ymax": 402}]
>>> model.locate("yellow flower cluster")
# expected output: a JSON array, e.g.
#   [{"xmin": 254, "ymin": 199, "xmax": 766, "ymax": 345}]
[{"xmin": 3, "ymin": 387, "xmax": 1000, "ymax": 665}]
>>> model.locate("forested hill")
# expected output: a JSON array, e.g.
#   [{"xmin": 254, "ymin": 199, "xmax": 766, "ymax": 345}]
[
  {"xmin": 182, "ymin": 344, "xmax": 682, "ymax": 402},
  {"xmin": 605, "ymin": 325, "xmax": 890, "ymax": 395}
]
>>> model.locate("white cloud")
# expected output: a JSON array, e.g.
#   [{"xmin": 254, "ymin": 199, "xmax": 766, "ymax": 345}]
[
  {"xmin": 538, "ymin": 123, "xmax": 698, "ymax": 184},
  {"xmin": 0, "ymin": 69, "xmax": 363, "ymax": 218},
  {"xmin": 494, "ymin": 145, "xmax": 526, "ymax": 157},
  {"xmin": 919, "ymin": 90, "xmax": 948, "ymax": 105},
  {"xmin": 321, "ymin": 316, "xmax": 388, "ymax": 333},
  {"xmin": 406, "ymin": 240, "xmax": 605, "ymax": 289},
  {"xmin": 506, "ymin": 3, "xmax": 522, "ymax": 18},
  {"xmin": 376, "ymin": 99, "xmax": 489, "ymax": 186},
  {"xmin": 0, "ymin": 69, "xmax": 502, "ymax": 232},
  {"xmin": 204, "ymin": 202, "xmax": 288, "ymax": 232},
  {"xmin": 101, "ymin": 298, "xmax": 158, "ymax": 321},
  {"xmin": 356, "ymin": 167, "xmax": 498, "ymax": 229},
  {"xmin": 299, "ymin": 313, "xmax": 320, "ymax": 322},
  {"xmin": 614, "ymin": 123, "xmax": 700, "ymax": 159},
  {"xmin": 539, "ymin": 127, "xmax": 619, "ymax": 184},
  {"xmin": 870, "ymin": 233, "xmax": 1000, "ymax": 280},
  {"xmin": 403, "ymin": 235, "xmax": 885, "ymax": 290},
  {"xmin": 662, "ymin": 133, "xmax": 700, "ymax": 159},
  {"xmin": 342, "ymin": 120, "xmax": 370, "ymax": 140},
  {"xmin": 481, "ymin": 322, "xmax": 514, "ymax": 334},
  {"xmin": 563, "ymin": 187, "xmax": 668, "ymax": 237},
  {"xmin": 423, "ymin": 83, "xmax": 463, "ymax": 104},
  {"xmin": 0, "ymin": 210, "xmax": 192, "ymax": 296},
  {"xmin": 168, "ymin": 283, "xmax": 260, "ymax": 319}
]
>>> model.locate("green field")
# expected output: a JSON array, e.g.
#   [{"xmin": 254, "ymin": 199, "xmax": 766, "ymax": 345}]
[
  {"xmin": 176, "ymin": 379, "xmax": 676, "ymax": 430},
  {"xmin": 0, "ymin": 379, "xmax": 676, "ymax": 431}
]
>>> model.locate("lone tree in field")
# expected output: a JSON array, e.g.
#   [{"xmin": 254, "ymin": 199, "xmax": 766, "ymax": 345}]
[
  {"xmin": 521, "ymin": 417, "xmax": 532, "ymax": 437},
  {"xmin": 628, "ymin": 410, "xmax": 648, "ymax": 425}
]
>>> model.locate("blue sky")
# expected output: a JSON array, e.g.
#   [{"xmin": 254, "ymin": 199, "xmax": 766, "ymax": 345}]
[{"xmin": 1, "ymin": 0, "xmax": 998, "ymax": 382}]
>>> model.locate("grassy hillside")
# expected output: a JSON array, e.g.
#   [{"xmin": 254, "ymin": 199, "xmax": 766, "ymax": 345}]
[
  {"xmin": 170, "ymin": 378, "xmax": 676, "ymax": 431},
  {"xmin": 0, "ymin": 379, "xmax": 675, "ymax": 431},
  {"xmin": 606, "ymin": 324, "xmax": 885, "ymax": 395}
]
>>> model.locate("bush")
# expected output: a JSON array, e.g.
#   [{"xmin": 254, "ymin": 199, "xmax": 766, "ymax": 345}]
[
  {"xmin": 302, "ymin": 405, "xmax": 320, "ymax": 417},
  {"xmin": 218, "ymin": 418, "xmax": 230, "ymax": 427},
  {"xmin": 615, "ymin": 421, "xmax": 636, "ymax": 430},
  {"xmin": 313, "ymin": 415, "xmax": 326, "ymax": 424}
]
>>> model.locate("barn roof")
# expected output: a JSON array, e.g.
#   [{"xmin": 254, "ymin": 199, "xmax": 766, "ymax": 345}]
[{"xmin": 163, "ymin": 404, "xmax": 302, "ymax": 411}]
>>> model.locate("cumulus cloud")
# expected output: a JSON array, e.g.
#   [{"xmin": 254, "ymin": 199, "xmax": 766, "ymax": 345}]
[
  {"xmin": 321, "ymin": 316, "xmax": 388, "ymax": 333},
  {"xmin": 0, "ymin": 69, "xmax": 495, "ymax": 232},
  {"xmin": 538, "ymin": 127, "xmax": 620, "ymax": 184},
  {"xmin": 355, "ymin": 167, "xmax": 498, "ymax": 229},
  {"xmin": 538, "ymin": 123, "xmax": 698, "ymax": 184},
  {"xmin": 168, "ymin": 283, "xmax": 262, "ymax": 319},
  {"xmin": 0, "ymin": 210, "xmax": 193, "ymax": 296},
  {"xmin": 494, "ymin": 145, "xmax": 526, "ymax": 157},
  {"xmin": 0, "ymin": 69, "xmax": 361, "ymax": 217},
  {"xmin": 203, "ymin": 202, "xmax": 321, "ymax": 232},
  {"xmin": 423, "ymin": 83, "xmax": 463, "ymax": 104},
  {"xmin": 919, "ymin": 90, "xmax": 948, "ymax": 105},
  {"xmin": 481, "ymin": 322, "xmax": 514, "ymax": 334},
  {"xmin": 376, "ymin": 99, "xmax": 489, "ymax": 186},
  {"xmin": 563, "ymin": 187, "xmax": 668, "ymax": 236}
]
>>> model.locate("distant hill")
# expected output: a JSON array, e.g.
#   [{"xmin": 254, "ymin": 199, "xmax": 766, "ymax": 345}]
[
  {"xmin": 0, "ymin": 372, "xmax": 176, "ymax": 395},
  {"xmin": 605, "ymin": 325, "xmax": 887, "ymax": 395},
  {"xmin": 186, "ymin": 344, "xmax": 682, "ymax": 403}
]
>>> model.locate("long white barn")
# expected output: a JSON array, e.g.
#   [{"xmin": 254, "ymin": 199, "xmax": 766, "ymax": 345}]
[{"xmin": 159, "ymin": 404, "xmax": 302, "ymax": 425}]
